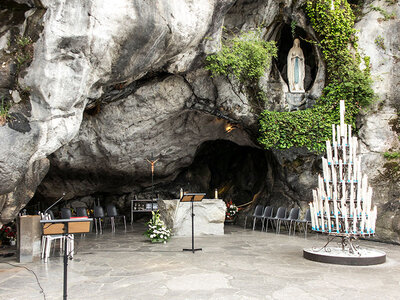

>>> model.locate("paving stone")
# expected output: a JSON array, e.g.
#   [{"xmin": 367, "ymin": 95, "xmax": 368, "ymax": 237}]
[{"xmin": 0, "ymin": 224, "xmax": 399, "ymax": 299}]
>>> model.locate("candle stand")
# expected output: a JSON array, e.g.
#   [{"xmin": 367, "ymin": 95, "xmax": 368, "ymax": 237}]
[{"xmin": 303, "ymin": 101, "xmax": 386, "ymax": 266}]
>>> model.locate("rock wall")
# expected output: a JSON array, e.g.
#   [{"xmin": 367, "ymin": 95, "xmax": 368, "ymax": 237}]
[
  {"xmin": 0, "ymin": 0, "xmax": 399, "ymax": 243},
  {"xmin": 356, "ymin": 0, "xmax": 400, "ymax": 242}
]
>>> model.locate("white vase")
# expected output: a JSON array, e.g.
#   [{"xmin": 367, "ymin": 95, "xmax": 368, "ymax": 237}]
[{"xmin": 10, "ymin": 240, "xmax": 16, "ymax": 246}]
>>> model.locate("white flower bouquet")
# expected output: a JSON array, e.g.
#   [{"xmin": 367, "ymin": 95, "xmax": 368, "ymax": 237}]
[{"xmin": 144, "ymin": 210, "xmax": 171, "ymax": 243}]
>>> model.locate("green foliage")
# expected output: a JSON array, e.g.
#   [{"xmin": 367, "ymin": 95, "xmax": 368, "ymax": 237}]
[
  {"xmin": 383, "ymin": 151, "xmax": 400, "ymax": 160},
  {"xmin": 11, "ymin": 35, "xmax": 33, "ymax": 69},
  {"xmin": 0, "ymin": 98, "xmax": 10, "ymax": 116},
  {"xmin": 258, "ymin": 0, "xmax": 374, "ymax": 152},
  {"xmin": 205, "ymin": 30, "xmax": 277, "ymax": 84},
  {"xmin": 291, "ymin": 20, "xmax": 297, "ymax": 38},
  {"xmin": 375, "ymin": 35, "xmax": 386, "ymax": 50},
  {"xmin": 370, "ymin": 5, "xmax": 396, "ymax": 21},
  {"xmin": 0, "ymin": 98, "xmax": 10, "ymax": 125},
  {"xmin": 16, "ymin": 36, "xmax": 32, "ymax": 48},
  {"xmin": 259, "ymin": 105, "xmax": 335, "ymax": 152}
]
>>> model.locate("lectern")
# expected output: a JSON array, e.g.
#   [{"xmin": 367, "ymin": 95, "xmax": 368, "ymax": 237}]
[
  {"xmin": 181, "ymin": 193, "xmax": 205, "ymax": 253},
  {"xmin": 40, "ymin": 218, "xmax": 92, "ymax": 300}
]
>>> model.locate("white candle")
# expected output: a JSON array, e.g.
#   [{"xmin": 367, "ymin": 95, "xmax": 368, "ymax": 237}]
[
  {"xmin": 326, "ymin": 140, "xmax": 333, "ymax": 165},
  {"xmin": 343, "ymin": 140, "xmax": 347, "ymax": 164},
  {"xmin": 352, "ymin": 211, "xmax": 357, "ymax": 234},
  {"xmin": 323, "ymin": 158, "xmax": 331, "ymax": 182},
  {"xmin": 309, "ymin": 202, "xmax": 315, "ymax": 230},
  {"xmin": 361, "ymin": 210, "xmax": 366, "ymax": 234},
  {"xmin": 333, "ymin": 192, "xmax": 339, "ymax": 233},
  {"xmin": 326, "ymin": 158, "xmax": 331, "ymax": 182},
  {"xmin": 357, "ymin": 157, "xmax": 362, "ymax": 183},
  {"xmin": 325, "ymin": 197, "xmax": 331, "ymax": 232},
  {"xmin": 333, "ymin": 141, "xmax": 338, "ymax": 164},
  {"xmin": 341, "ymin": 181, "xmax": 346, "ymax": 208},
  {"xmin": 214, "ymin": 188, "xmax": 218, "ymax": 199},
  {"xmin": 349, "ymin": 181, "xmax": 355, "ymax": 217},
  {"xmin": 332, "ymin": 165, "xmax": 338, "ymax": 195},
  {"xmin": 339, "ymin": 159, "xmax": 343, "ymax": 182},
  {"xmin": 348, "ymin": 126, "xmax": 353, "ymax": 163},
  {"xmin": 180, "ymin": 188, "xmax": 183, "ymax": 199},
  {"xmin": 347, "ymin": 159, "xmax": 351, "ymax": 182},
  {"xmin": 318, "ymin": 188, "xmax": 324, "ymax": 217},
  {"xmin": 343, "ymin": 205, "xmax": 349, "ymax": 233},
  {"xmin": 352, "ymin": 137, "xmax": 358, "ymax": 165},
  {"xmin": 340, "ymin": 100, "xmax": 345, "ymax": 136},
  {"xmin": 362, "ymin": 175, "xmax": 368, "ymax": 206},
  {"xmin": 332, "ymin": 124, "xmax": 336, "ymax": 144},
  {"xmin": 366, "ymin": 186, "xmax": 372, "ymax": 214},
  {"xmin": 356, "ymin": 173, "xmax": 362, "ymax": 215},
  {"xmin": 325, "ymin": 180, "xmax": 331, "ymax": 200},
  {"xmin": 348, "ymin": 124, "xmax": 352, "ymax": 140},
  {"xmin": 337, "ymin": 125, "xmax": 341, "ymax": 147},
  {"xmin": 311, "ymin": 193, "xmax": 317, "ymax": 230},
  {"xmin": 343, "ymin": 125, "xmax": 347, "ymax": 146},
  {"xmin": 352, "ymin": 148, "xmax": 357, "ymax": 182}
]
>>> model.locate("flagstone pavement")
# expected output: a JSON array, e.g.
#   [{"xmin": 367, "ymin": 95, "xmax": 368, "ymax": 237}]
[{"xmin": 0, "ymin": 223, "xmax": 399, "ymax": 300}]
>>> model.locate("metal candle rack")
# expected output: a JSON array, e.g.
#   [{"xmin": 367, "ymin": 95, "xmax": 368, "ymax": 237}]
[{"xmin": 309, "ymin": 100, "xmax": 377, "ymax": 253}]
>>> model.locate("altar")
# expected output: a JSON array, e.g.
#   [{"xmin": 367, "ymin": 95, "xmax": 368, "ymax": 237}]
[{"xmin": 157, "ymin": 199, "xmax": 226, "ymax": 236}]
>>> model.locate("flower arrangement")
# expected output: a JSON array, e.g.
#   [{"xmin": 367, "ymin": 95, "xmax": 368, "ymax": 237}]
[
  {"xmin": 0, "ymin": 223, "xmax": 16, "ymax": 245},
  {"xmin": 226, "ymin": 201, "xmax": 238, "ymax": 220},
  {"xmin": 144, "ymin": 211, "xmax": 171, "ymax": 243}
]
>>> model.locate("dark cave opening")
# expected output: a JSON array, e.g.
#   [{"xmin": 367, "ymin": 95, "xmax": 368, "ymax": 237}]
[
  {"xmin": 171, "ymin": 140, "xmax": 275, "ymax": 207},
  {"xmin": 276, "ymin": 23, "xmax": 317, "ymax": 91}
]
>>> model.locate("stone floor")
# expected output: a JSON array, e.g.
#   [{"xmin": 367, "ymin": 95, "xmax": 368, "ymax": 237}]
[{"xmin": 0, "ymin": 223, "xmax": 399, "ymax": 300}]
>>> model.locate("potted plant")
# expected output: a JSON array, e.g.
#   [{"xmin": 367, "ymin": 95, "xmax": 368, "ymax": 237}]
[{"xmin": 144, "ymin": 211, "xmax": 171, "ymax": 243}]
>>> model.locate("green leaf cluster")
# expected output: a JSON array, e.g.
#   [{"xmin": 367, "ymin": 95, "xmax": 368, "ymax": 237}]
[
  {"xmin": 374, "ymin": 35, "xmax": 386, "ymax": 50},
  {"xmin": 0, "ymin": 98, "xmax": 10, "ymax": 125},
  {"xmin": 383, "ymin": 151, "xmax": 400, "ymax": 160},
  {"xmin": 258, "ymin": 0, "xmax": 374, "ymax": 152},
  {"xmin": 0, "ymin": 98, "xmax": 10, "ymax": 117},
  {"xmin": 205, "ymin": 30, "xmax": 277, "ymax": 84},
  {"xmin": 370, "ymin": 5, "xmax": 396, "ymax": 21}
]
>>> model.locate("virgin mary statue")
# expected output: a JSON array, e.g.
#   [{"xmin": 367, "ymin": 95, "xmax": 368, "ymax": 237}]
[{"xmin": 287, "ymin": 38, "xmax": 305, "ymax": 93}]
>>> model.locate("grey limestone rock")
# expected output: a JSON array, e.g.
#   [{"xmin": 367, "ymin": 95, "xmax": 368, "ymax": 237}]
[{"xmin": 355, "ymin": 0, "xmax": 400, "ymax": 242}]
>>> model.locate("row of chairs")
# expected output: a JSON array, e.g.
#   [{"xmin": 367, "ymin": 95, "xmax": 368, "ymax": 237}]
[
  {"xmin": 59, "ymin": 205, "xmax": 126, "ymax": 234},
  {"xmin": 92, "ymin": 205, "xmax": 126, "ymax": 234},
  {"xmin": 247, "ymin": 205, "xmax": 312, "ymax": 237}
]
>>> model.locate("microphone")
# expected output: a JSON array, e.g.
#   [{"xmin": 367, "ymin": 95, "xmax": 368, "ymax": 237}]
[{"xmin": 44, "ymin": 192, "xmax": 66, "ymax": 215}]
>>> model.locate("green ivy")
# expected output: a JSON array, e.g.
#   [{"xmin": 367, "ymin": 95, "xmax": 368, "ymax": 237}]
[
  {"xmin": 258, "ymin": 0, "xmax": 374, "ymax": 152},
  {"xmin": 383, "ymin": 151, "xmax": 400, "ymax": 160},
  {"xmin": 205, "ymin": 30, "xmax": 277, "ymax": 84}
]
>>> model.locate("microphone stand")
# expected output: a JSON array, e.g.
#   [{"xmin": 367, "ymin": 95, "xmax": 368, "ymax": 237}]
[{"xmin": 44, "ymin": 193, "xmax": 66, "ymax": 215}]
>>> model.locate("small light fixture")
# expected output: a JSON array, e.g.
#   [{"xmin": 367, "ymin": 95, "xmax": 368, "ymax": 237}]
[{"xmin": 225, "ymin": 123, "xmax": 237, "ymax": 133}]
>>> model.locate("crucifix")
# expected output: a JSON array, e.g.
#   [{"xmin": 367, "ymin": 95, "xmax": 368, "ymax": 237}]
[{"xmin": 146, "ymin": 154, "xmax": 159, "ymax": 198}]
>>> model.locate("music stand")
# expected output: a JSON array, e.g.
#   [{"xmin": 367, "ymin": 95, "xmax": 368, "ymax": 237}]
[
  {"xmin": 40, "ymin": 218, "xmax": 92, "ymax": 300},
  {"xmin": 181, "ymin": 193, "xmax": 205, "ymax": 253}
]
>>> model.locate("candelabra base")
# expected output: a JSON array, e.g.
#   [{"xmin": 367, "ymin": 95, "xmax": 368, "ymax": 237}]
[
  {"xmin": 303, "ymin": 247, "xmax": 386, "ymax": 266},
  {"xmin": 304, "ymin": 236, "xmax": 386, "ymax": 266}
]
